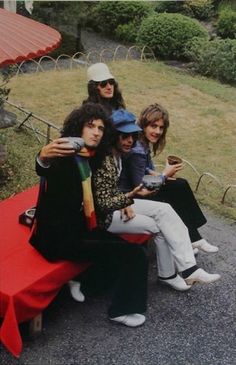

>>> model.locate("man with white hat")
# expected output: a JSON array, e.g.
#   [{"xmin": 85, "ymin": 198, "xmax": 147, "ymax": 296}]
[{"xmin": 84, "ymin": 63, "xmax": 126, "ymax": 112}]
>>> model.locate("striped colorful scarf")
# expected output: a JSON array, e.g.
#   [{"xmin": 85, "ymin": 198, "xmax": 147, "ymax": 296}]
[{"xmin": 75, "ymin": 148, "xmax": 97, "ymax": 230}]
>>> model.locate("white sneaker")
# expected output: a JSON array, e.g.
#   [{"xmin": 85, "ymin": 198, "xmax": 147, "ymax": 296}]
[
  {"xmin": 68, "ymin": 280, "xmax": 85, "ymax": 302},
  {"xmin": 110, "ymin": 314, "xmax": 146, "ymax": 327},
  {"xmin": 193, "ymin": 248, "xmax": 199, "ymax": 256},
  {"xmin": 185, "ymin": 268, "xmax": 221, "ymax": 285},
  {"xmin": 192, "ymin": 239, "xmax": 219, "ymax": 253},
  {"xmin": 159, "ymin": 274, "xmax": 192, "ymax": 291}
]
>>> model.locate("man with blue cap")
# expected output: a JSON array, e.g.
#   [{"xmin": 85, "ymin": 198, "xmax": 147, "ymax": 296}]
[{"xmin": 92, "ymin": 108, "xmax": 220, "ymax": 326}]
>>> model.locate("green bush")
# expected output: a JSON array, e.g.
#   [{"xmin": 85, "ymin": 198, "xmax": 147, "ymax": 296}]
[
  {"xmin": 50, "ymin": 33, "xmax": 77, "ymax": 57},
  {"xmin": 216, "ymin": 8, "xmax": 236, "ymax": 38},
  {"xmin": 183, "ymin": 0, "xmax": 214, "ymax": 20},
  {"xmin": 184, "ymin": 37, "xmax": 207, "ymax": 61},
  {"xmin": 115, "ymin": 22, "xmax": 138, "ymax": 43},
  {"xmin": 154, "ymin": 1, "xmax": 184, "ymax": 14},
  {"xmin": 137, "ymin": 13, "xmax": 208, "ymax": 60},
  {"xmin": 0, "ymin": 70, "xmax": 13, "ymax": 109},
  {"xmin": 185, "ymin": 37, "xmax": 236, "ymax": 83},
  {"xmin": 216, "ymin": 0, "xmax": 236, "ymax": 12},
  {"xmin": 155, "ymin": 0, "xmax": 214, "ymax": 20},
  {"xmin": 95, "ymin": 1, "xmax": 152, "ymax": 35}
]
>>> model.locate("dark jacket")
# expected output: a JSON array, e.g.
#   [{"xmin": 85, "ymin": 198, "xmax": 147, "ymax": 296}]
[
  {"xmin": 29, "ymin": 156, "xmax": 86, "ymax": 260},
  {"xmin": 119, "ymin": 141, "xmax": 154, "ymax": 193}
]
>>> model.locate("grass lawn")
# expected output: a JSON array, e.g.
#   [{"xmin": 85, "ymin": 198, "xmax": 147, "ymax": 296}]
[{"xmin": 1, "ymin": 60, "xmax": 236, "ymax": 219}]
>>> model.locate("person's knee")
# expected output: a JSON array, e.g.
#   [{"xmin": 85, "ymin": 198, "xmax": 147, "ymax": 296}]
[
  {"xmin": 175, "ymin": 178, "xmax": 190, "ymax": 190},
  {"xmin": 161, "ymin": 202, "xmax": 173, "ymax": 213}
]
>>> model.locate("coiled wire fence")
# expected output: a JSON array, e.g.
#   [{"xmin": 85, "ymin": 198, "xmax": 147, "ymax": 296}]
[
  {"xmin": 11, "ymin": 45, "xmax": 156, "ymax": 76},
  {"xmin": 3, "ymin": 45, "xmax": 236, "ymax": 208}
]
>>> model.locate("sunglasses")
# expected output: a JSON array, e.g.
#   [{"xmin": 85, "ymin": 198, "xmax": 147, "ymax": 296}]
[{"xmin": 98, "ymin": 79, "xmax": 116, "ymax": 88}]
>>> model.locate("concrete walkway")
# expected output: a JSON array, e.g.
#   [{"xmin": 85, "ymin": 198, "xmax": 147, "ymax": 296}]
[{"xmin": 1, "ymin": 209, "xmax": 235, "ymax": 365}]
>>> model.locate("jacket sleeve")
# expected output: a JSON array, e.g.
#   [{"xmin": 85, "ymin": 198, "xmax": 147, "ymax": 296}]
[
  {"xmin": 127, "ymin": 153, "xmax": 148, "ymax": 187},
  {"xmin": 93, "ymin": 156, "xmax": 133, "ymax": 214},
  {"xmin": 35, "ymin": 155, "xmax": 65, "ymax": 178}
]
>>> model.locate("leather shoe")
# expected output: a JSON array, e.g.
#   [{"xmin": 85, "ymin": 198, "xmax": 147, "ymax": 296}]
[
  {"xmin": 68, "ymin": 280, "xmax": 85, "ymax": 302},
  {"xmin": 110, "ymin": 314, "xmax": 145, "ymax": 327},
  {"xmin": 192, "ymin": 239, "xmax": 218, "ymax": 253},
  {"xmin": 185, "ymin": 268, "xmax": 221, "ymax": 285},
  {"xmin": 159, "ymin": 274, "xmax": 192, "ymax": 291}
]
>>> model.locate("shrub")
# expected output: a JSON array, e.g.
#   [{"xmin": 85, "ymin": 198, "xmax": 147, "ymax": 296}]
[
  {"xmin": 0, "ymin": 82, "xmax": 10, "ymax": 109},
  {"xmin": 116, "ymin": 22, "xmax": 138, "ymax": 43},
  {"xmin": 154, "ymin": 1, "xmax": 184, "ymax": 14},
  {"xmin": 155, "ymin": 0, "xmax": 214, "ymax": 20},
  {"xmin": 50, "ymin": 33, "xmax": 78, "ymax": 57},
  {"xmin": 183, "ymin": 0, "xmax": 214, "ymax": 20},
  {"xmin": 137, "ymin": 13, "xmax": 208, "ymax": 60},
  {"xmin": 184, "ymin": 36, "xmax": 207, "ymax": 61},
  {"xmin": 216, "ymin": 8, "xmax": 236, "ymax": 38},
  {"xmin": 0, "ymin": 69, "xmax": 13, "ymax": 109},
  {"xmin": 185, "ymin": 37, "xmax": 236, "ymax": 83},
  {"xmin": 95, "ymin": 1, "xmax": 152, "ymax": 35}
]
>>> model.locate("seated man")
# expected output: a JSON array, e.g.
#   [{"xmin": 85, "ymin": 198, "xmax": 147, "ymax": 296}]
[
  {"xmin": 29, "ymin": 102, "xmax": 148, "ymax": 328},
  {"xmin": 92, "ymin": 109, "xmax": 221, "ymax": 291}
]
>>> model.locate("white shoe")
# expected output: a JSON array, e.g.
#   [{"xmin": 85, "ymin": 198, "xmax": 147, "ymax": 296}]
[
  {"xmin": 185, "ymin": 268, "xmax": 221, "ymax": 285},
  {"xmin": 192, "ymin": 239, "xmax": 218, "ymax": 253},
  {"xmin": 159, "ymin": 274, "xmax": 192, "ymax": 291},
  {"xmin": 110, "ymin": 314, "xmax": 146, "ymax": 327},
  {"xmin": 68, "ymin": 280, "xmax": 85, "ymax": 302},
  {"xmin": 193, "ymin": 247, "xmax": 199, "ymax": 256}
]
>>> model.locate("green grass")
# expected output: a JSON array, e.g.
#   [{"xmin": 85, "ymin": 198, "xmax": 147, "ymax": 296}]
[{"xmin": 1, "ymin": 60, "xmax": 236, "ymax": 219}]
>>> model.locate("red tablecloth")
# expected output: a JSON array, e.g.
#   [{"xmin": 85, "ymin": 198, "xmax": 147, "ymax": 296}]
[
  {"xmin": 0, "ymin": 186, "xmax": 90, "ymax": 357},
  {"xmin": 0, "ymin": 186, "xmax": 150, "ymax": 357}
]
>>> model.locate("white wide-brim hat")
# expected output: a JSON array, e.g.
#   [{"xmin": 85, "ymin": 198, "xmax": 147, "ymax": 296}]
[{"xmin": 87, "ymin": 63, "xmax": 114, "ymax": 82}]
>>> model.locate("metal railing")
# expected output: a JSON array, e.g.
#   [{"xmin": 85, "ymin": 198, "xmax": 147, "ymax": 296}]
[
  {"xmin": 156, "ymin": 157, "xmax": 235, "ymax": 207},
  {"xmin": 5, "ymin": 100, "xmax": 60, "ymax": 144}
]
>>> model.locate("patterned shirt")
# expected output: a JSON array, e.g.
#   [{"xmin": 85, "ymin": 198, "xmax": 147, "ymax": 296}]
[{"xmin": 92, "ymin": 154, "xmax": 134, "ymax": 229}]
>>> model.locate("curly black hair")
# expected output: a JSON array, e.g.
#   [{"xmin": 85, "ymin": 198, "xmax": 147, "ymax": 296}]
[{"xmin": 61, "ymin": 102, "xmax": 114, "ymax": 169}]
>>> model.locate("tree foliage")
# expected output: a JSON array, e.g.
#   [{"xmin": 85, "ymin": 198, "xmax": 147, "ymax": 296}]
[
  {"xmin": 31, "ymin": 1, "xmax": 98, "ymax": 54},
  {"xmin": 94, "ymin": 1, "xmax": 152, "ymax": 35}
]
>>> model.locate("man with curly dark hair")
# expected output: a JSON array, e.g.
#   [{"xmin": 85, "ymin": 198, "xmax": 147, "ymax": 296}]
[{"xmin": 29, "ymin": 102, "xmax": 149, "ymax": 328}]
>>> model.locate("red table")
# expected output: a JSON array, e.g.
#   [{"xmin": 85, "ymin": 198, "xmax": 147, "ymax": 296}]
[
  {"xmin": 0, "ymin": 186, "xmax": 150, "ymax": 357},
  {"xmin": 0, "ymin": 186, "xmax": 90, "ymax": 357}
]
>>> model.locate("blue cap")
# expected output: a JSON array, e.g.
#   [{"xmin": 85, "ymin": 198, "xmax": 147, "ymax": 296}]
[{"xmin": 112, "ymin": 109, "xmax": 142, "ymax": 133}]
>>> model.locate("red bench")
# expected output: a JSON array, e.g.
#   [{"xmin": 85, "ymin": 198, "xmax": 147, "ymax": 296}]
[
  {"xmin": 0, "ymin": 186, "xmax": 91, "ymax": 357},
  {"xmin": 0, "ymin": 186, "xmax": 150, "ymax": 357}
]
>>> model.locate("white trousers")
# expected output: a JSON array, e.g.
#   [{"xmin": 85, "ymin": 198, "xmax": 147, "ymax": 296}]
[{"xmin": 108, "ymin": 199, "xmax": 196, "ymax": 277}]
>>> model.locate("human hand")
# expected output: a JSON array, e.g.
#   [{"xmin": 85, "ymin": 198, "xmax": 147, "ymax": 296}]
[
  {"xmin": 135, "ymin": 186, "xmax": 156, "ymax": 197},
  {"xmin": 125, "ymin": 184, "xmax": 143, "ymax": 199},
  {"xmin": 120, "ymin": 206, "xmax": 136, "ymax": 222},
  {"xmin": 148, "ymin": 170, "xmax": 157, "ymax": 176},
  {"xmin": 39, "ymin": 138, "xmax": 76, "ymax": 163},
  {"xmin": 162, "ymin": 161, "xmax": 183, "ymax": 179}
]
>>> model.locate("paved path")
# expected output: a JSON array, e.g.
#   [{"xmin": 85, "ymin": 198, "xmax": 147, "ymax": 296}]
[{"xmin": 1, "ymin": 209, "xmax": 235, "ymax": 365}]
